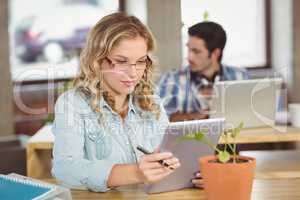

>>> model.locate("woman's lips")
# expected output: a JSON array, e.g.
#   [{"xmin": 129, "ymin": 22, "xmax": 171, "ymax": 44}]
[{"xmin": 121, "ymin": 80, "xmax": 135, "ymax": 87}]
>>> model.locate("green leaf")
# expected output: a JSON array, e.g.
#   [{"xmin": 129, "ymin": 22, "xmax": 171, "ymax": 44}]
[
  {"xmin": 237, "ymin": 121, "xmax": 244, "ymax": 130},
  {"xmin": 217, "ymin": 151, "xmax": 230, "ymax": 163},
  {"xmin": 57, "ymin": 81, "xmax": 73, "ymax": 95},
  {"xmin": 231, "ymin": 128, "xmax": 237, "ymax": 138},
  {"xmin": 176, "ymin": 132, "xmax": 205, "ymax": 143},
  {"xmin": 195, "ymin": 132, "xmax": 205, "ymax": 141},
  {"xmin": 231, "ymin": 122, "xmax": 244, "ymax": 138},
  {"xmin": 43, "ymin": 113, "xmax": 54, "ymax": 125},
  {"xmin": 203, "ymin": 10, "xmax": 209, "ymax": 21},
  {"xmin": 223, "ymin": 129, "xmax": 228, "ymax": 136}
]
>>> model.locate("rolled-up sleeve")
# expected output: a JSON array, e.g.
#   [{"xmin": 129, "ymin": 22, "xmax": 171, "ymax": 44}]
[{"xmin": 51, "ymin": 91, "xmax": 114, "ymax": 192}]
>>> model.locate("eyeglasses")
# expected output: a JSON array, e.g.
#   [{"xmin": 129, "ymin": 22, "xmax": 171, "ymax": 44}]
[{"xmin": 105, "ymin": 56, "xmax": 149, "ymax": 71}]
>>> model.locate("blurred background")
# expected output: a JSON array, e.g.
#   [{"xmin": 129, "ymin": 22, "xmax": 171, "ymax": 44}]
[{"xmin": 0, "ymin": 0, "xmax": 299, "ymax": 176}]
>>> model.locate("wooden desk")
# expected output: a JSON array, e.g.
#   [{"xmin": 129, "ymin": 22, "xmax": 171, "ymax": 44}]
[
  {"xmin": 26, "ymin": 125, "xmax": 54, "ymax": 179},
  {"xmin": 240, "ymin": 150, "xmax": 300, "ymax": 179},
  {"xmin": 27, "ymin": 124, "xmax": 300, "ymax": 179},
  {"xmin": 67, "ymin": 178, "xmax": 300, "ymax": 200},
  {"xmin": 226, "ymin": 126, "xmax": 300, "ymax": 144}
]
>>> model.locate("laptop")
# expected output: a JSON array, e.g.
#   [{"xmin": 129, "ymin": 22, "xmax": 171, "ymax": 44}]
[
  {"xmin": 145, "ymin": 118, "xmax": 225, "ymax": 194},
  {"xmin": 209, "ymin": 78, "xmax": 282, "ymax": 128}
]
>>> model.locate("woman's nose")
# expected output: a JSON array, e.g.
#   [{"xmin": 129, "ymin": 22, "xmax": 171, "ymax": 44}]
[{"xmin": 126, "ymin": 65, "xmax": 138, "ymax": 77}]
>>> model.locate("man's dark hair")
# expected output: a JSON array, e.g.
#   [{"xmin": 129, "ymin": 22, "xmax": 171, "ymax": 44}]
[{"xmin": 188, "ymin": 21, "xmax": 226, "ymax": 62}]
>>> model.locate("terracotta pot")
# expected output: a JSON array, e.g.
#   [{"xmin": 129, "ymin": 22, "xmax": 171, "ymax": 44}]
[{"xmin": 199, "ymin": 155, "xmax": 256, "ymax": 200}]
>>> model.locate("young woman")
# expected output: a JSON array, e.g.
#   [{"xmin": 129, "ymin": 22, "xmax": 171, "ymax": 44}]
[{"xmin": 52, "ymin": 12, "xmax": 202, "ymax": 192}]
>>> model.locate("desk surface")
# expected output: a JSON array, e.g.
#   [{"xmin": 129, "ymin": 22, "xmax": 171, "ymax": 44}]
[
  {"xmin": 67, "ymin": 178, "xmax": 300, "ymax": 200},
  {"xmin": 240, "ymin": 150, "xmax": 300, "ymax": 179},
  {"xmin": 26, "ymin": 124, "xmax": 300, "ymax": 179},
  {"xmin": 28, "ymin": 124, "xmax": 300, "ymax": 148}
]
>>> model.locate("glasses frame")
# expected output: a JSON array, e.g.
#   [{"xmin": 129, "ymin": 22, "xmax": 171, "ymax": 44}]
[{"xmin": 105, "ymin": 56, "xmax": 150, "ymax": 71}]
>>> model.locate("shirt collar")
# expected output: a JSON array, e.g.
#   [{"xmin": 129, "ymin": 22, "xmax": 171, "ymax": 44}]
[
  {"xmin": 99, "ymin": 94, "xmax": 137, "ymax": 114},
  {"xmin": 128, "ymin": 95, "xmax": 137, "ymax": 114},
  {"xmin": 189, "ymin": 64, "xmax": 224, "ymax": 85}
]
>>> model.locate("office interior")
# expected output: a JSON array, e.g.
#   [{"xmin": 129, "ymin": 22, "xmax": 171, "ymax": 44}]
[{"xmin": 0, "ymin": 0, "xmax": 300, "ymax": 199}]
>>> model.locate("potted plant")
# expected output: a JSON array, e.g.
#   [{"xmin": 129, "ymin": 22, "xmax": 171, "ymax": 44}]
[{"xmin": 177, "ymin": 122, "xmax": 256, "ymax": 200}]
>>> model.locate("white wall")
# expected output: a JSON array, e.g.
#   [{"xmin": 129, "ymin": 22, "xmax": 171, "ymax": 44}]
[
  {"xmin": 271, "ymin": 0, "xmax": 293, "ymax": 89},
  {"xmin": 125, "ymin": 0, "xmax": 147, "ymax": 24},
  {"xmin": 181, "ymin": 0, "xmax": 267, "ymax": 68}
]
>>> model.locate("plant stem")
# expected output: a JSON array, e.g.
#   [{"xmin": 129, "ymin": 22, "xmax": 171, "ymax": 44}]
[
  {"xmin": 233, "ymin": 138, "xmax": 237, "ymax": 163},
  {"xmin": 227, "ymin": 143, "xmax": 235, "ymax": 153},
  {"xmin": 203, "ymin": 138, "xmax": 221, "ymax": 153},
  {"xmin": 223, "ymin": 134, "xmax": 228, "ymax": 152}
]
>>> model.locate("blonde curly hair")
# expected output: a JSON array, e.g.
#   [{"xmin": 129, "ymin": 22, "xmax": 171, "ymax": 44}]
[{"xmin": 74, "ymin": 12, "xmax": 160, "ymax": 118}]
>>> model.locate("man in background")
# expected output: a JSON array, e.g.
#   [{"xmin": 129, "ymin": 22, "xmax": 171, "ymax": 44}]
[{"xmin": 159, "ymin": 21, "xmax": 248, "ymax": 121}]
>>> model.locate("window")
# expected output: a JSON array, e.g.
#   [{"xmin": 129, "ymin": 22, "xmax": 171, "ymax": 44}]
[
  {"xmin": 181, "ymin": 0, "xmax": 269, "ymax": 68},
  {"xmin": 9, "ymin": 0, "xmax": 120, "ymax": 82}
]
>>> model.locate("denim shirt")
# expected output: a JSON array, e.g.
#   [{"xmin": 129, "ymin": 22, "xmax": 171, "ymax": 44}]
[{"xmin": 51, "ymin": 89, "xmax": 169, "ymax": 192}]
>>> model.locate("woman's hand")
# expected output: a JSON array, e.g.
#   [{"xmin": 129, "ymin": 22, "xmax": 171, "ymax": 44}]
[
  {"xmin": 192, "ymin": 171, "xmax": 204, "ymax": 188},
  {"xmin": 138, "ymin": 151, "xmax": 180, "ymax": 184}
]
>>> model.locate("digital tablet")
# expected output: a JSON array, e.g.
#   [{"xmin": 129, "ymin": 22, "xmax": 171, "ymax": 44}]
[{"xmin": 145, "ymin": 118, "xmax": 225, "ymax": 194}]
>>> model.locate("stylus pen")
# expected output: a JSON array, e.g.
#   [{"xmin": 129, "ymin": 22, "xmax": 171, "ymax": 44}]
[{"xmin": 136, "ymin": 145, "xmax": 174, "ymax": 170}]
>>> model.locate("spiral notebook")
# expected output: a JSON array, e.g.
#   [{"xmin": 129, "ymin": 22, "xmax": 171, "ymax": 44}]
[{"xmin": 0, "ymin": 174, "xmax": 57, "ymax": 200}]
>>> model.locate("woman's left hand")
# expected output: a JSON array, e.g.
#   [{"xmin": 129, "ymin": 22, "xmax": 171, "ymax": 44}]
[{"xmin": 192, "ymin": 171, "xmax": 204, "ymax": 188}]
